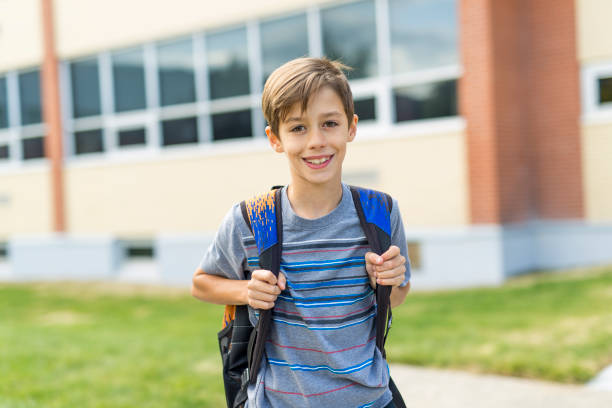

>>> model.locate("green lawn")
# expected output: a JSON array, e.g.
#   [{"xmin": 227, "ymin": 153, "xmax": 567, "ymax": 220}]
[{"xmin": 1, "ymin": 266, "xmax": 611, "ymax": 407}]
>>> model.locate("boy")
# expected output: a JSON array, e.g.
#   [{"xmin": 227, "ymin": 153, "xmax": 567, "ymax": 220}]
[{"xmin": 192, "ymin": 57, "xmax": 410, "ymax": 408}]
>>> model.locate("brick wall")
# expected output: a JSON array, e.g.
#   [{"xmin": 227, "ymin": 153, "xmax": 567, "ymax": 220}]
[{"xmin": 460, "ymin": 0, "xmax": 583, "ymax": 224}]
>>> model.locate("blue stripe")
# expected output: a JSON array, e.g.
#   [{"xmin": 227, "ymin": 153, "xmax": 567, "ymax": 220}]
[
  {"xmin": 272, "ymin": 311, "xmax": 375, "ymax": 330},
  {"xmin": 288, "ymin": 278, "xmax": 369, "ymax": 289},
  {"xmin": 268, "ymin": 358, "xmax": 373, "ymax": 374},
  {"xmin": 280, "ymin": 257, "xmax": 364, "ymax": 267},
  {"xmin": 281, "ymin": 263, "xmax": 365, "ymax": 274}
]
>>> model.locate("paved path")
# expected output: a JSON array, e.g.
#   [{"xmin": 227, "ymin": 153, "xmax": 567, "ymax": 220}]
[{"xmin": 390, "ymin": 365, "xmax": 612, "ymax": 408}]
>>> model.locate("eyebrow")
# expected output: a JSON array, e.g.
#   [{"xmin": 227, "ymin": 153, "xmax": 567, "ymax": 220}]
[{"xmin": 285, "ymin": 111, "xmax": 343, "ymax": 123}]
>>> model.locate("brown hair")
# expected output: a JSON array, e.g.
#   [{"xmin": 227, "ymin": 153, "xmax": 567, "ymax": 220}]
[{"xmin": 261, "ymin": 57, "xmax": 354, "ymax": 135}]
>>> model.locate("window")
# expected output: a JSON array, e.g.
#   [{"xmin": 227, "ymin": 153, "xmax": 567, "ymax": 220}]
[
  {"xmin": 207, "ymin": 28, "xmax": 250, "ymax": 100},
  {"xmin": 74, "ymin": 129, "xmax": 104, "ymax": 155},
  {"xmin": 599, "ymin": 77, "xmax": 612, "ymax": 104},
  {"xmin": 22, "ymin": 136, "xmax": 45, "ymax": 160},
  {"xmin": 0, "ymin": 76, "xmax": 8, "ymax": 129},
  {"xmin": 260, "ymin": 14, "xmax": 309, "ymax": 82},
  {"xmin": 161, "ymin": 117, "xmax": 198, "ymax": 146},
  {"xmin": 19, "ymin": 70, "xmax": 42, "ymax": 125},
  {"xmin": 71, "ymin": 58, "xmax": 101, "ymax": 118},
  {"xmin": 158, "ymin": 38, "xmax": 196, "ymax": 106},
  {"xmin": 394, "ymin": 80, "xmax": 457, "ymax": 122},
  {"xmin": 118, "ymin": 128, "xmax": 146, "ymax": 146},
  {"xmin": 0, "ymin": 144, "xmax": 9, "ymax": 160},
  {"xmin": 389, "ymin": 0, "xmax": 458, "ymax": 73},
  {"xmin": 321, "ymin": 0, "xmax": 377, "ymax": 80},
  {"xmin": 112, "ymin": 48, "xmax": 146, "ymax": 112},
  {"xmin": 212, "ymin": 110, "xmax": 252, "ymax": 141},
  {"xmin": 354, "ymin": 98, "xmax": 376, "ymax": 121}
]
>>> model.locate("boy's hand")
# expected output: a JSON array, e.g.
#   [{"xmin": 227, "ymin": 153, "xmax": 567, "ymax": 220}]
[
  {"xmin": 247, "ymin": 270, "xmax": 287, "ymax": 310},
  {"xmin": 365, "ymin": 245, "xmax": 406, "ymax": 289}
]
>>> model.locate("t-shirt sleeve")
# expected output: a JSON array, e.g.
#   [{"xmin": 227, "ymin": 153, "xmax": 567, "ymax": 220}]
[
  {"xmin": 198, "ymin": 203, "xmax": 250, "ymax": 281},
  {"xmin": 390, "ymin": 197, "xmax": 411, "ymax": 286}
]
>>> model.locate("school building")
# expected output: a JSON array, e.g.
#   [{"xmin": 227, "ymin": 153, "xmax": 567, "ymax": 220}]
[{"xmin": 0, "ymin": 0, "xmax": 611, "ymax": 288}]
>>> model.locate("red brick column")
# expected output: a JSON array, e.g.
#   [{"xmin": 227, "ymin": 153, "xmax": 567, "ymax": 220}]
[{"xmin": 460, "ymin": 0, "xmax": 583, "ymax": 224}]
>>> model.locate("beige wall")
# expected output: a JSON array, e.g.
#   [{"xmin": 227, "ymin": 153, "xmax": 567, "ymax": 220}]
[
  {"xmin": 582, "ymin": 123, "xmax": 612, "ymax": 222},
  {"xmin": 65, "ymin": 130, "xmax": 468, "ymax": 237},
  {"xmin": 0, "ymin": 0, "xmax": 43, "ymax": 71},
  {"xmin": 55, "ymin": 0, "xmax": 331, "ymax": 59},
  {"xmin": 0, "ymin": 169, "xmax": 52, "ymax": 238},
  {"xmin": 576, "ymin": 0, "xmax": 612, "ymax": 63}
]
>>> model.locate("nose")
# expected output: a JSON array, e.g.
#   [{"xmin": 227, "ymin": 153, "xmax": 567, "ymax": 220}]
[{"xmin": 307, "ymin": 127, "xmax": 327, "ymax": 150}]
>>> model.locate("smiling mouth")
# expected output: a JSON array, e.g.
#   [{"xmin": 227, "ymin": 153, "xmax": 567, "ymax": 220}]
[{"xmin": 303, "ymin": 155, "xmax": 333, "ymax": 169}]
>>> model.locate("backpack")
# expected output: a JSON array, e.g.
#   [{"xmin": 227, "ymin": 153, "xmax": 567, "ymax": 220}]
[{"xmin": 217, "ymin": 186, "xmax": 406, "ymax": 408}]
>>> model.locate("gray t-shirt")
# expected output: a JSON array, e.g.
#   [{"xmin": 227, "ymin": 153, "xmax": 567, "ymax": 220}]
[{"xmin": 200, "ymin": 184, "xmax": 410, "ymax": 408}]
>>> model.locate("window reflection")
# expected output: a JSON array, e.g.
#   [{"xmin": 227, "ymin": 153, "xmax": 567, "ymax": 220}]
[
  {"xmin": 212, "ymin": 110, "xmax": 252, "ymax": 141},
  {"xmin": 207, "ymin": 28, "xmax": 250, "ymax": 99},
  {"xmin": 113, "ymin": 48, "xmax": 146, "ymax": 112},
  {"xmin": 158, "ymin": 39, "xmax": 196, "ymax": 106},
  {"xmin": 161, "ymin": 117, "xmax": 198, "ymax": 146},
  {"xmin": 599, "ymin": 77, "xmax": 612, "ymax": 104},
  {"xmin": 118, "ymin": 128, "xmax": 146, "ymax": 146},
  {"xmin": 0, "ymin": 144, "xmax": 9, "ymax": 159},
  {"xmin": 75, "ymin": 129, "xmax": 104, "ymax": 154},
  {"xmin": 71, "ymin": 59, "xmax": 101, "ymax": 118},
  {"xmin": 19, "ymin": 70, "xmax": 42, "ymax": 125},
  {"xmin": 354, "ymin": 98, "xmax": 376, "ymax": 121},
  {"xmin": 389, "ymin": 0, "xmax": 458, "ymax": 73},
  {"xmin": 261, "ymin": 14, "xmax": 309, "ymax": 82},
  {"xmin": 321, "ymin": 0, "xmax": 377, "ymax": 80},
  {"xmin": 0, "ymin": 77, "xmax": 8, "ymax": 128},
  {"xmin": 394, "ymin": 80, "xmax": 457, "ymax": 122},
  {"xmin": 22, "ymin": 136, "xmax": 45, "ymax": 159}
]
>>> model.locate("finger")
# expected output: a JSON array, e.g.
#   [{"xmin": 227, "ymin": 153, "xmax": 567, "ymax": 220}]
[
  {"xmin": 365, "ymin": 252, "xmax": 383, "ymax": 265},
  {"xmin": 248, "ymin": 278, "xmax": 281, "ymax": 296},
  {"xmin": 248, "ymin": 298, "xmax": 275, "ymax": 310},
  {"xmin": 376, "ymin": 269, "xmax": 406, "ymax": 287},
  {"xmin": 277, "ymin": 272, "xmax": 287, "ymax": 291},
  {"xmin": 247, "ymin": 289, "xmax": 279, "ymax": 303},
  {"xmin": 251, "ymin": 269, "xmax": 277, "ymax": 285},
  {"xmin": 376, "ymin": 264, "xmax": 407, "ymax": 280},
  {"xmin": 380, "ymin": 245, "xmax": 401, "ymax": 261},
  {"xmin": 374, "ymin": 255, "xmax": 406, "ymax": 272}
]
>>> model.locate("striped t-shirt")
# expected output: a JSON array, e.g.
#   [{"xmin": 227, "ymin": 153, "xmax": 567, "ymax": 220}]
[{"xmin": 199, "ymin": 184, "xmax": 410, "ymax": 408}]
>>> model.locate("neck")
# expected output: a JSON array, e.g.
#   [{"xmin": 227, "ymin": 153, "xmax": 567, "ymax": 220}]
[{"xmin": 287, "ymin": 182, "xmax": 343, "ymax": 219}]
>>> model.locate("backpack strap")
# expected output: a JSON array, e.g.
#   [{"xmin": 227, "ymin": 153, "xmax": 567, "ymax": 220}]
[
  {"xmin": 349, "ymin": 186, "xmax": 393, "ymax": 358},
  {"xmin": 239, "ymin": 187, "xmax": 283, "ymax": 385}
]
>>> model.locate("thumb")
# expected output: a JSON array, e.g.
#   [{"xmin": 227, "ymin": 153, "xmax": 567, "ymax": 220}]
[
  {"xmin": 277, "ymin": 272, "xmax": 287, "ymax": 291},
  {"xmin": 366, "ymin": 252, "xmax": 383, "ymax": 265}
]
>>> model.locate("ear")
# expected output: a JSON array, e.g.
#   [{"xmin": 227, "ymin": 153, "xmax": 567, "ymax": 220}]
[
  {"xmin": 266, "ymin": 126, "xmax": 284, "ymax": 153},
  {"xmin": 348, "ymin": 114, "xmax": 358, "ymax": 142}
]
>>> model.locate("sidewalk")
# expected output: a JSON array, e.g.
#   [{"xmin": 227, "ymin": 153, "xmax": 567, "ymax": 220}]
[{"xmin": 390, "ymin": 364, "xmax": 612, "ymax": 408}]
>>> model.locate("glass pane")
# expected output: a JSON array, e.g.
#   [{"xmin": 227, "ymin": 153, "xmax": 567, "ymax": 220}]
[
  {"xmin": 207, "ymin": 27, "xmax": 250, "ymax": 99},
  {"xmin": 22, "ymin": 136, "xmax": 45, "ymax": 160},
  {"xmin": 71, "ymin": 58, "xmax": 101, "ymax": 118},
  {"xmin": 158, "ymin": 39, "xmax": 195, "ymax": 106},
  {"xmin": 599, "ymin": 77, "xmax": 612, "ymax": 104},
  {"xmin": 321, "ymin": 0, "xmax": 377, "ymax": 80},
  {"xmin": 113, "ymin": 48, "xmax": 146, "ymax": 112},
  {"xmin": 212, "ymin": 109, "xmax": 252, "ymax": 141},
  {"xmin": 261, "ymin": 14, "xmax": 309, "ymax": 82},
  {"xmin": 354, "ymin": 97, "xmax": 376, "ymax": 121},
  {"xmin": 389, "ymin": 0, "xmax": 458, "ymax": 73},
  {"xmin": 118, "ymin": 128, "xmax": 146, "ymax": 146},
  {"xmin": 161, "ymin": 117, "xmax": 198, "ymax": 146},
  {"xmin": 0, "ymin": 144, "xmax": 9, "ymax": 159},
  {"xmin": 74, "ymin": 129, "xmax": 104, "ymax": 154},
  {"xmin": 394, "ymin": 79, "xmax": 457, "ymax": 122},
  {"xmin": 0, "ymin": 77, "xmax": 8, "ymax": 128},
  {"xmin": 19, "ymin": 70, "xmax": 42, "ymax": 125}
]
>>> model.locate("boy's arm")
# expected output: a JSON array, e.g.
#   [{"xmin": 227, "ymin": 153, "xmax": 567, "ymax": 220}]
[{"xmin": 192, "ymin": 267, "xmax": 287, "ymax": 309}]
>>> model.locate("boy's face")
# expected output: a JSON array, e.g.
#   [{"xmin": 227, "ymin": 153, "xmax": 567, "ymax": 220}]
[{"xmin": 266, "ymin": 86, "xmax": 357, "ymax": 191}]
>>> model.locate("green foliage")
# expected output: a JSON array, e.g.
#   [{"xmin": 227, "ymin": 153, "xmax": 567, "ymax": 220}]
[{"xmin": 1, "ymin": 267, "xmax": 611, "ymax": 406}]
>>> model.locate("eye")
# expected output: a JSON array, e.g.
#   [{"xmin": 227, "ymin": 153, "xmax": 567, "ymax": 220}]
[
  {"xmin": 290, "ymin": 125, "xmax": 306, "ymax": 133},
  {"xmin": 323, "ymin": 121, "xmax": 338, "ymax": 128}
]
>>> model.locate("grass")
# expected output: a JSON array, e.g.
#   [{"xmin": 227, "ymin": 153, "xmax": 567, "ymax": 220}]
[{"xmin": 1, "ymin": 266, "xmax": 611, "ymax": 406}]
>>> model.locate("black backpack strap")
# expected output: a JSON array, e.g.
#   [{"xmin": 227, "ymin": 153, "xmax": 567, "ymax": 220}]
[{"xmin": 239, "ymin": 188, "xmax": 283, "ymax": 385}]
